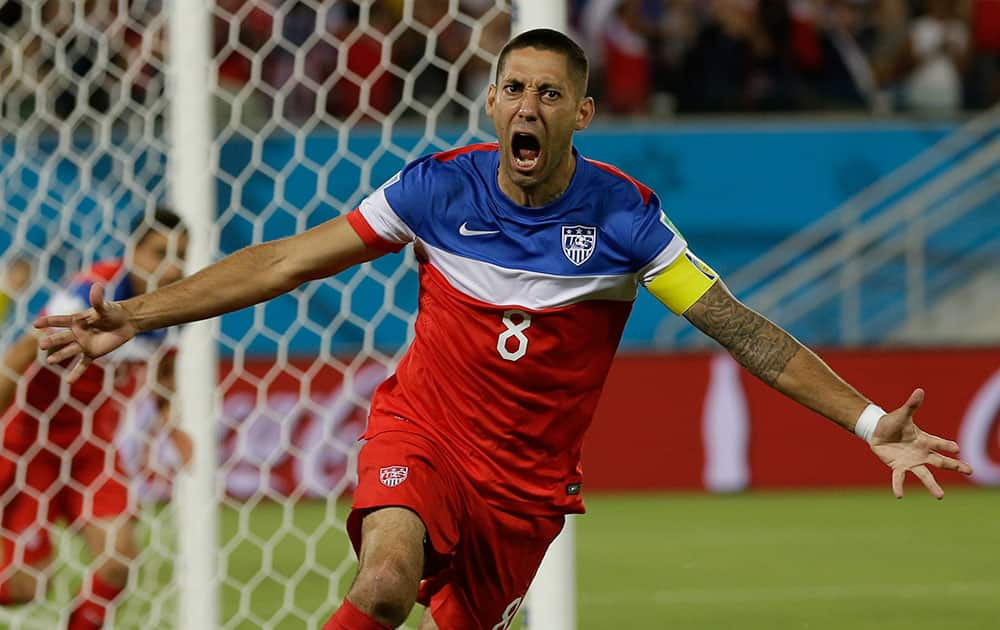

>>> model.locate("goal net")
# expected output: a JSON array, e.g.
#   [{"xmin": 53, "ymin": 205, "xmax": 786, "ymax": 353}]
[{"xmin": 0, "ymin": 1, "xmax": 516, "ymax": 628}]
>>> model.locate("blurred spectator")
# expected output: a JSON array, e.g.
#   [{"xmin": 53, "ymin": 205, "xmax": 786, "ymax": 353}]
[
  {"xmin": 262, "ymin": 1, "xmax": 333, "ymax": 121},
  {"xmin": 215, "ymin": 0, "xmax": 273, "ymax": 88},
  {"xmin": 579, "ymin": 0, "xmax": 621, "ymax": 73},
  {"xmin": 214, "ymin": 0, "xmax": 274, "ymax": 126},
  {"xmin": 749, "ymin": 0, "xmax": 800, "ymax": 109},
  {"xmin": 897, "ymin": 0, "xmax": 971, "ymax": 113},
  {"xmin": 603, "ymin": 0, "xmax": 654, "ymax": 114},
  {"xmin": 679, "ymin": 0, "xmax": 757, "ymax": 112},
  {"xmin": 814, "ymin": 0, "xmax": 880, "ymax": 109},
  {"xmin": 389, "ymin": 0, "xmax": 455, "ymax": 117},
  {"xmin": 870, "ymin": 0, "xmax": 911, "ymax": 75},
  {"xmin": 326, "ymin": 2, "xmax": 396, "ymax": 121},
  {"xmin": 648, "ymin": 0, "xmax": 700, "ymax": 112},
  {"xmin": 790, "ymin": 0, "xmax": 825, "ymax": 78},
  {"xmin": 967, "ymin": 0, "xmax": 1000, "ymax": 106}
]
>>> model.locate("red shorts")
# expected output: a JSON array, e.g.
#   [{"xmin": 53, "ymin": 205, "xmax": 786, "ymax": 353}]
[
  {"xmin": 347, "ymin": 428, "xmax": 564, "ymax": 629},
  {"xmin": 1, "ymin": 426, "xmax": 131, "ymax": 568}
]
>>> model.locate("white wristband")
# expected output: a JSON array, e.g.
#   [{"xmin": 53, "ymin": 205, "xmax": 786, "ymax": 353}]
[{"xmin": 854, "ymin": 403, "xmax": 885, "ymax": 442}]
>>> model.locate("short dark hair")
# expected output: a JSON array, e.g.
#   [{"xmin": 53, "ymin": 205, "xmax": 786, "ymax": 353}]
[
  {"xmin": 496, "ymin": 28, "xmax": 589, "ymax": 97},
  {"xmin": 131, "ymin": 207, "xmax": 185, "ymax": 246}
]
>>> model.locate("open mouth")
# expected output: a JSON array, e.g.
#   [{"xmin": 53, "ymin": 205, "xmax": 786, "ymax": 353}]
[{"xmin": 511, "ymin": 132, "xmax": 541, "ymax": 171}]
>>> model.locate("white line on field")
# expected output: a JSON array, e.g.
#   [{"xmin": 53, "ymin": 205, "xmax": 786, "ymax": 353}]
[{"xmin": 579, "ymin": 581, "xmax": 1000, "ymax": 606}]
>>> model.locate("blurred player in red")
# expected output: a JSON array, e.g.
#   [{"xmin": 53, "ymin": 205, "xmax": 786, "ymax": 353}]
[
  {"xmin": 0, "ymin": 208, "xmax": 192, "ymax": 630},
  {"xmin": 36, "ymin": 31, "xmax": 973, "ymax": 630}
]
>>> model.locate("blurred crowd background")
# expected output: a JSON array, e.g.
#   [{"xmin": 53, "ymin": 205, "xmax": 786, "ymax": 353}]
[
  {"xmin": 582, "ymin": 0, "xmax": 999, "ymax": 115},
  {"xmin": 1, "ymin": 0, "xmax": 998, "ymax": 127}
]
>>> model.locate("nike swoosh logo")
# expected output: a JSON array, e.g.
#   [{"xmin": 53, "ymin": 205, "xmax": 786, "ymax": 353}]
[{"xmin": 459, "ymin": 222, "xmax": 500, "ymax": 237}]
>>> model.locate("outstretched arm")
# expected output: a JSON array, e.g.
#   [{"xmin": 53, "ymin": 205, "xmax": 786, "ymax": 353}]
[
  {"xmin": 683, "ymin": 281, "xmax": 972, "ymax": 498},
  {"xmin": 683, "ymin": 282, "xmax": 861, "ymax": 428},
  {"xmin": 37, "ymin": 215, "xmax": 384, "ymax": 382}
]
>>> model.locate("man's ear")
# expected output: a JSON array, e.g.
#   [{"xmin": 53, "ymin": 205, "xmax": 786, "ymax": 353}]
[
  {"xmin": 575, "ymin": 96, "xmax": 595, "ymax": 131},
  {"xmin": 486, "ymin": 84, "xmax": 497, "ymax": 116}
]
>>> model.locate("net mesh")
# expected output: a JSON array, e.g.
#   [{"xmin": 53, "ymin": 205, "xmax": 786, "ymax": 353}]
[{"xmin": 0, "ymin": 1, "xmax": 512, "ymax": 628}]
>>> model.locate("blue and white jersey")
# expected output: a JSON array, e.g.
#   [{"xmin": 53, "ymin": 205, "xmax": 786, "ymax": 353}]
[{"xmin": 352, "ymin": 143, "xmax": 687, "ymax": 307}]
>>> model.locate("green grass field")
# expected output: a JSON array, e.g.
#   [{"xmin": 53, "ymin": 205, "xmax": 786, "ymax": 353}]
[
  {"xmin": 573, "ymin": 489, "xmax": 1000, "ymax": 630},
  {"xmin": 3, "ymin": 488, "xmax": 997, "ymax": 629}
]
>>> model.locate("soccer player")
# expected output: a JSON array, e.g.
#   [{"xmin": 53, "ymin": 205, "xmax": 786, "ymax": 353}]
[
  {"xmin": 36, "ymin": 30, "xmax": 973, "ymax": 630},
  {"xmin": 1, "ymin": 208, "xmax": 192, "ymax": 630}
]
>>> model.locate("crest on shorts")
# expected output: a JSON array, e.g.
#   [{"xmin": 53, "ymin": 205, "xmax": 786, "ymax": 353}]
[
  {"xmin": 379, "ymin": 465, "xmax": 409, "ymax": 488},
  {"xmin": 561, "ymin": 225, "xmax": 597, "ymax": 266}
]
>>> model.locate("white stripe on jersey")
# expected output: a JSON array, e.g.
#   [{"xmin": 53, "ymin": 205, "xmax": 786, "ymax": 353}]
[
  {"xmin": 357, "ymin": 172, "xmax": 415, "ymax": 244},
  {"xmin": 421, "ymin": 241, "xmax": 639, "ymax": 310},
  {"xmin": 639, "ymin": 238, "xmax": 688, "ymax": 285}
]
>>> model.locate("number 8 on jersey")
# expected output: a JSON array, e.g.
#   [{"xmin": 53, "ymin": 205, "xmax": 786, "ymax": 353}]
[{"xmin": 497, "ymin": 309, "xmax": 532, "ymax": 362}]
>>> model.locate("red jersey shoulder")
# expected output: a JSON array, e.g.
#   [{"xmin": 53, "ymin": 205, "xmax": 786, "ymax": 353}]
[
  {"xmin": 433, "ymin": 142, "xmax": 498, "ymax": 163},
  {"xmin": 584, "ymin": 158, "xmax": 654, "ymax": 205}
]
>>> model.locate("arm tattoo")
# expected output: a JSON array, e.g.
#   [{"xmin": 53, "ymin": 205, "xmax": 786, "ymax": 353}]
[{"xmin": 685, "ymin": 284, "xmax": 801, "ymax": 386}]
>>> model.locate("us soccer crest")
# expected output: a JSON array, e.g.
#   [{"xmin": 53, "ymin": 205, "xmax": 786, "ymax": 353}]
[
  {"xmin": 561, "ymin": 225, "xmax": 597, "ymax": 266},
  {"xmin": 379, "ymin": 466, "xmax": 409, "ymax": 488}
]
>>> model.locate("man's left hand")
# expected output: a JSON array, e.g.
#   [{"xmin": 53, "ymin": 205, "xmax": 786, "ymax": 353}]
[{"xmin": 869, "ymin": 388, "xmax": 973, "ymax": 499}]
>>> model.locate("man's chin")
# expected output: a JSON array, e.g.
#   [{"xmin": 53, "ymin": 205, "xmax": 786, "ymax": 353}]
[{"xmin": 505, "ymin": 166, "xmax": 545, "ymax": 189}]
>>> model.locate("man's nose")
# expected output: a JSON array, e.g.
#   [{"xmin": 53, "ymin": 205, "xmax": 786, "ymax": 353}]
[{"xmin": 517, "ymin": 90, "xmax": 539, "ymax": 119}]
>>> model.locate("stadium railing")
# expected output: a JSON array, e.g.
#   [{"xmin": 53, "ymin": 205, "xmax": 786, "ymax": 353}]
[{"xmin": 654, "ymin": 104, "xmax": 1000, "ymax": 349}]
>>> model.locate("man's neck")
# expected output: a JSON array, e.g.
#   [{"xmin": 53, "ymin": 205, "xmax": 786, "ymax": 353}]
[{"xmin": 498, "ymin": 152, "xmax": 576, "ymax": 208}]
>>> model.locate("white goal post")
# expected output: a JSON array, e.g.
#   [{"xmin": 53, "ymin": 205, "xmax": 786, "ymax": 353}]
[{"xmin": 169, "ymin": 1, "xmax": 219, "ymax": 629}]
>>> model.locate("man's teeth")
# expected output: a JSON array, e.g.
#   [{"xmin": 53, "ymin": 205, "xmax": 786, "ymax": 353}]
[{"xmin": 515, "ymin": 156, "xmax": 538, "ymax": 168}]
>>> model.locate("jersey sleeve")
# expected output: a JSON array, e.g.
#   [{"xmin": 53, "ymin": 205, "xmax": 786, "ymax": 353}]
[
  {"xmin": 632, "ymin": 195, "xmax": 719, "ymax": 315},
  {"xmin": 349, "ymin": 154, "xmax": 442, "ymax": 251},
  {"xmin": 631, "ymin": 192, "xmax": 687, "ymax": 282}
]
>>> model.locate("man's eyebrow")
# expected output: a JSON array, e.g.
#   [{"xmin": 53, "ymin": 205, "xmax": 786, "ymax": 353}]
[{"xmin": 501, "ymin": 77, "xmax": 565, "ymax": 91}]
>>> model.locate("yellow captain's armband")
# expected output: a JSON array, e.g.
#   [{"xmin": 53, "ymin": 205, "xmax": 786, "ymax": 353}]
[{"xmin": 646, "ymin": 250, "xmax": 719, "ymax": 315}]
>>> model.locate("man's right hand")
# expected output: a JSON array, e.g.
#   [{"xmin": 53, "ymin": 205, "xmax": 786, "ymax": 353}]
[{"xmin": 34, "ymin": 282, "xmax": 138, "ymax": 383}]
